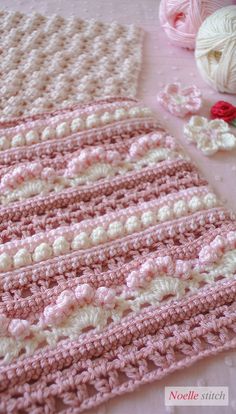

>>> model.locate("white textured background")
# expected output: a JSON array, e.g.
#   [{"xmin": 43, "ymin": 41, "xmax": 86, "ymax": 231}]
[{"xmin": 0, "ymin": 1, "xmax": 236, "ymax": 414}]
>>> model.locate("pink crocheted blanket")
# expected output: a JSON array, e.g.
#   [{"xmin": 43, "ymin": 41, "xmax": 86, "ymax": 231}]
[{"xmin": 0, "ymin": 97, "xmax": 235, "ymax": 413}]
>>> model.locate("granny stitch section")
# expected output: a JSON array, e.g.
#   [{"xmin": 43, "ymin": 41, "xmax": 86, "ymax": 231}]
[
  {"xmin": 0, "ymin": 11, "xmax": 143, "ymax": 118},
  {"xmin": 0, "ymin": 97, "xmax": 235, "ymax": 413}
]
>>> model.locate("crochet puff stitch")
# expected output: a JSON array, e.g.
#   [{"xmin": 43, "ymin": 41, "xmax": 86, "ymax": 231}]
[{"xmin": 0, "ymin": 97, "xmax": 235, "ymax": 413}]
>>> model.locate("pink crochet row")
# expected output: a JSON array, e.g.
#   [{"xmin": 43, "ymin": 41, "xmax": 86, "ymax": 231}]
[{"xmin": 0, "ymin": 97, "xmax": 235, "ymax": 413}]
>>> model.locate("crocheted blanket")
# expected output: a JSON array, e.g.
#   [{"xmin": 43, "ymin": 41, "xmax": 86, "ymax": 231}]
[
  {"xmin": 0, "ymin": 10, "xmax": 143, "ymax": 119},
  {"xmin": 0, "ymin": 97, "xmax": 235, "ymax": 413}
]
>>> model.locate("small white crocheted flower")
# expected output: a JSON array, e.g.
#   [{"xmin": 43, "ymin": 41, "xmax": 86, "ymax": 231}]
[
  {"xmin": 158, "ymin": 83, "xmax": 202, "ymax": 118},
  {"xmin": 184, "ymin": 116, "xmax": 236, "ymax": 156}
]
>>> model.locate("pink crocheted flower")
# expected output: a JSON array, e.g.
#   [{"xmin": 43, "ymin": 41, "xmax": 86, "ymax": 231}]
[{"xmin": 158, "ymin": 83, "xmax": 202, "ymax": 118}]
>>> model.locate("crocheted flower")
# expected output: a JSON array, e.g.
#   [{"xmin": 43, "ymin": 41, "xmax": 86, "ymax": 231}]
[
  {"xmin": 184, "ymin": 116, "xmax": 236, "ymax": 156},
  {"xmin": 211, "ymin": 101, "xmax": 236, "ymax": 126},
  {"xmin": 158, "ymin": 83, "xmax": 202, "ymax": 118}
]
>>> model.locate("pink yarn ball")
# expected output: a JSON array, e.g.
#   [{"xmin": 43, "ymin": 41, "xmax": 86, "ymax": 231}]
[{"xmin": 159, "ymin": 0, "xmax": 232, "ymax": 49}]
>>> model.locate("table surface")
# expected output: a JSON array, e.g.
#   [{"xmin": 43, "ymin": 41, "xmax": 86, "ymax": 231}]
[{"xmin": 1, "ymin": 1, "xmax": 236, "ymax": 413}]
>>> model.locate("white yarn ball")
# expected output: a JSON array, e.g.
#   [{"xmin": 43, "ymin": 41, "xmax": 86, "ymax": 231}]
[{"xmin": 195, "ymin": 5, "xmax": 236, "ymax": 94}]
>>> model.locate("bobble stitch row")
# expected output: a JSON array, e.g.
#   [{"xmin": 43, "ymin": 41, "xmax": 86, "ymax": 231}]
[
  {"xmin": 1, "ymin": 106, "xmax": 153, "ymax": 150},
  {"xmin": 0, "ymin": 163, "xmax": 57, "ymax": 192},
  {"xmin": 199, "ymin": 231, "xmax": 236, "ymax": 264},
  {"xmin": 0, "ymin": 145, "xmax": 188, "ymax": 203},
  {"xmin": 126, "ymin": 256, "xmax": 192, "ymax": 289},
  {"xmin": 156, "ymin": 192, "xmax": 217, "ymax": 222},
  {"xmin": 64, "ymin": 147, "xmax": 120, "ymax": 177},
  {"xmin": 1, "ymin": 248, "xmax": 234, "ymax": 339},
  {"xmin": 0, "ymin": 192, "xmax": 218, "ymax": 272},
  {"xmin": 0, "ymin": 162, "xmax": 42, "ymax": 191},
  {"xmin": 0, "ymin": 284, "xmax": 116, "ymax": 334},
  {"xmin": 129, "ymin": 132, "xmax": 176, "ymax": 159}
]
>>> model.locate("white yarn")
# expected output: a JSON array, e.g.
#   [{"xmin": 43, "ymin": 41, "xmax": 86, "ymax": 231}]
[
  {"xmin": 91, "ymin": 226, "xmax": 107, "ymax": 245},
  {"xmin": 125, "ymin": 216, "xmax": 141, "ymax": 234},
  {"xmin": 53, "ymin": 237, "xmax": 70, "ymax": 256},
  {"xmin": 195, "ymin": 5, "xmax": 236, "ymax": 94},
  {"xmin": 107, "ymin": 221, "xmax": 124, "ymax": 239},
  {"xmin": 0, "ymin": 11, "xmax": 143, "ymax": 118},
  {"xmin": 71, "ymin": 233, "xmax": 90, "ymax": 250},
  {"xmin": 141, "ymin": 211, "xmax": 155, "ymax": 227},
  {"xmin": 13, "ymin": 248, "xmax": 32, "ymax": 268},
  {"xmin": 33, "ymin": 243, "xmax": 53, "ymax": 262}
]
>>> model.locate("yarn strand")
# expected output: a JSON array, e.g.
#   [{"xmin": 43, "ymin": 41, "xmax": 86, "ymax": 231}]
[{"xmin": 195, "ymin": 5, "xmax": 236, "ymax": 94}]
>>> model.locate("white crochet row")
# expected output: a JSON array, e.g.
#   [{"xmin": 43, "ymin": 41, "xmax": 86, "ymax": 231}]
[
  {"xmin": 0, "ymin": 106, "xmax": 152, "ymax": 150},
  {"xmin": 0, "ymin": 190, "xmax": 218, "ymax": 272}
]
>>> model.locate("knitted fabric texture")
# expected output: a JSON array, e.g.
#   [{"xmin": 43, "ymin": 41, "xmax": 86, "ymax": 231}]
[
  {"xmin": 0, "ymin": 97, "xmax": 235, "ymax": 413},
  {"xmin": 0, "ymin": 10, "xmax": 143, "ymax": 118}
]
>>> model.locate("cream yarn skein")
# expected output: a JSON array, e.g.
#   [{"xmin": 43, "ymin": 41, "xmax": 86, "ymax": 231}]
[
  {"xmin": 195, "ymin": 5, "xmax": 236, "ymax": 94},
  {"xmin": 159, "ymin": 0, "xmax": 231, "ymax": 50}
]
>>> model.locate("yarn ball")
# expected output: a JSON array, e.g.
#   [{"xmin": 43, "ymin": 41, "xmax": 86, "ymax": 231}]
[
  {"xmin": 195, "ymin": 5, "xmax": 236, "ymax": 94},
  {"xmin": 159, "ymin": 0, "xmax": 232, "ymax": 50}
]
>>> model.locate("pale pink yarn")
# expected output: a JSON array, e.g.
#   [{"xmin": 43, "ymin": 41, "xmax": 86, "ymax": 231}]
[
  {"xmin": 158, "ymin": 83, "xmax": 202, "ymax": 117},
  {"xmin": 159, "ymin": 0, "xmax": 233, "ymax": 49}
]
